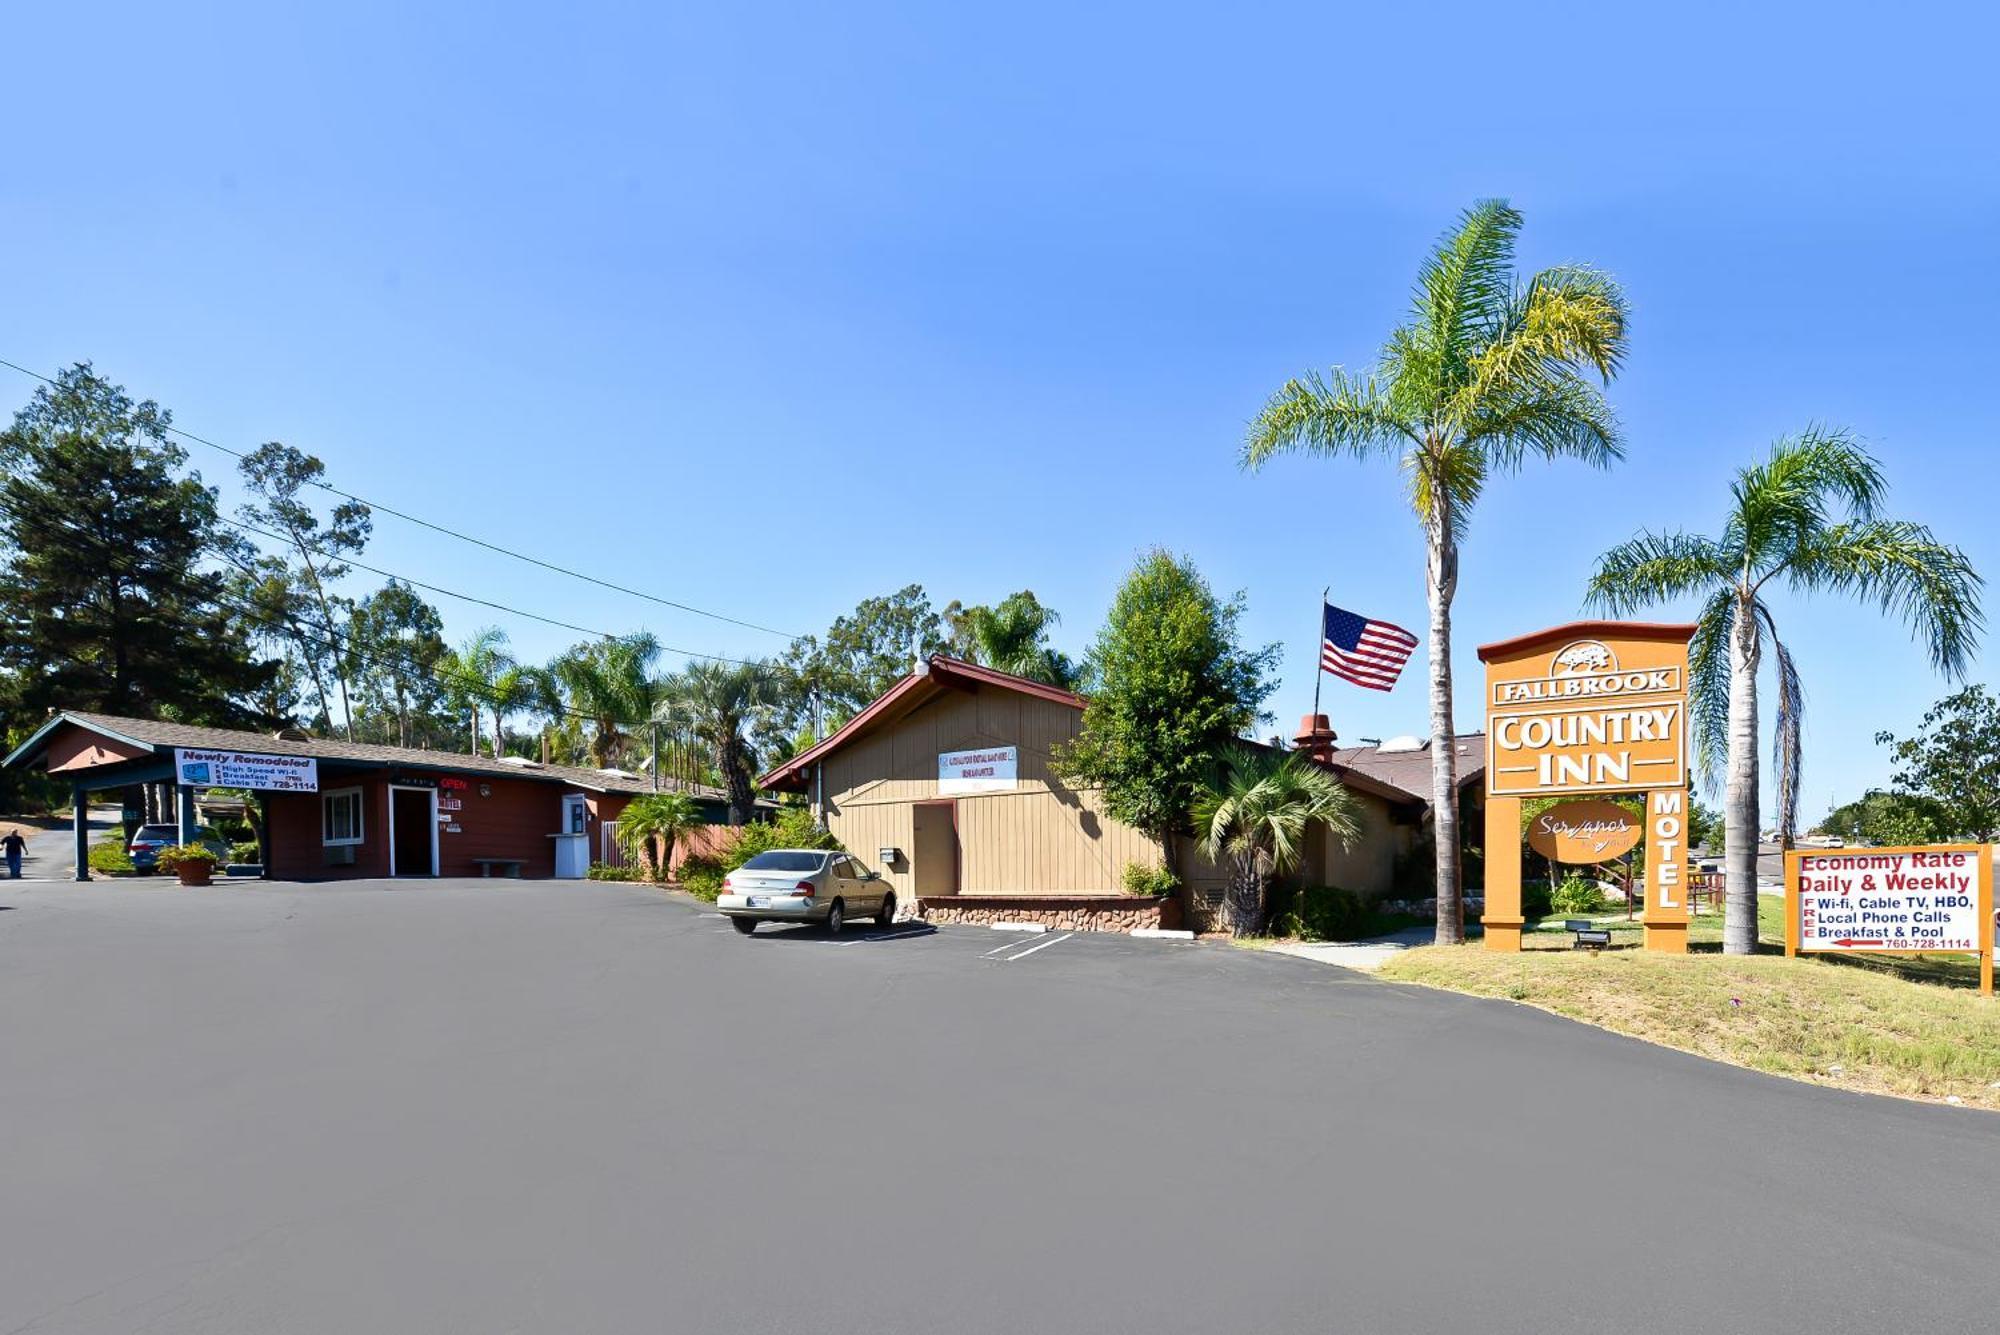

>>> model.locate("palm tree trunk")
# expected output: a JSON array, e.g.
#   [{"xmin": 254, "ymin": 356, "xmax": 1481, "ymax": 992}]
[
  {"xmin": 1426, "ymin": 516, "xmax": 1464, "ymax": 945},
  {"xmin": 1723, "ymin": 599, "xmax": 1761, "ymax": 955},
  {"xmin": 1227, "ymin": 853, "xmax": 1264, "ymax": 937}
]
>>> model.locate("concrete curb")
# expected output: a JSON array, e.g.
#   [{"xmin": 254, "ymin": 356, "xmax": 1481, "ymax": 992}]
[
  {"xmin": 989, "ymin": 922, "xmax": 1048, "ymax": 934},
  {"xmin": 1130, "ymin": 928, "xmax": 1195, "ymax": 940}
]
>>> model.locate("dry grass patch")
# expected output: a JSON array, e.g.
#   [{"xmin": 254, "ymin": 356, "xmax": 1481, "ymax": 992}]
[{"xmin": 1380, "ymin": 944, "xmax": 2000, "ymax": 1110}]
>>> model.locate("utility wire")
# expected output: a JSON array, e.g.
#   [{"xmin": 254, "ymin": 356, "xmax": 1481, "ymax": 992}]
[{"xmin": 0, "ymin": 356, "xmax": 803, "ymax": 640}]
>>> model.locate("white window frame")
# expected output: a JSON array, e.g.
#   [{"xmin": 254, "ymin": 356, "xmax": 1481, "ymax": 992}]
[{"xmin": 322, "ymin": 787, "xmax": 365, "ymax": 846}]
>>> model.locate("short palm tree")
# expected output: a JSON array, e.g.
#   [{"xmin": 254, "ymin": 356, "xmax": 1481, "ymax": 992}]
[
  {"xmin": 661, "ymin": 659, "xmax": 777, "ymax": 824},
  {"xmin": 1194, "ymin": 747, "xmax": 1362, "ymax": 937},
  {"xmin": 1587, "ymin": 430, "xmax": 1981, "ymax": 955},
  {"xmin": 615, "ymin": 791, "xmax": 704, "ymax": 880},
  {"xmin": 1244, "ymin": 200, "xmax": 1629, "ymax": 944}
]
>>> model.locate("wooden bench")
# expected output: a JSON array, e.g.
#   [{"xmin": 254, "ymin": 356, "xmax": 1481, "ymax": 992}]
[{"xmin": 471, "ymin": 859, "xmax": 525, "ymax": 879}]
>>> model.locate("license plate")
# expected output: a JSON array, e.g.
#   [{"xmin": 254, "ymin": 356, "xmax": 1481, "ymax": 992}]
[{"xmin": 747, "ymin": 896, "xmax": 768, "ymax": 909}]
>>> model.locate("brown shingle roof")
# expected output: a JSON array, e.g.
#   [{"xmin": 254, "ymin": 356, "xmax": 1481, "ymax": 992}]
[
  {"xmin": 26, "ymin": 711, "xmax": 725, "ymax": 799},
  {"xmin": 1325, "ymin": 733, "xmax": 1486, "ymax": 807}
]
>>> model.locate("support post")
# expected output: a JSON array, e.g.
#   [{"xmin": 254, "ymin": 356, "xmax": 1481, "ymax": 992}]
[
  {"xmin": 1483, "ymin": 793, "xmax": 1522, "ymax": 951},
  {"xmin": 177, "ymin": 785, "xmax": 197, "ymax": 846},
  {"xmin": 72, "ymin": 784, "xmax": 91, "ymax": 881}
]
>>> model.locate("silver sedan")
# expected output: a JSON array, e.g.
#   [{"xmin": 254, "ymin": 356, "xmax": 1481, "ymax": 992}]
[{"xmin": 716, "ymin": 850, "xmax": 896, "ymax": 934}]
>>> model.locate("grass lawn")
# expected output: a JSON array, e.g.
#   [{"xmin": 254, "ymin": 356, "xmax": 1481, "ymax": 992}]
[{"xmin": 1381, "ymin": 934, "xmax": 2000, "ymax": 1110}]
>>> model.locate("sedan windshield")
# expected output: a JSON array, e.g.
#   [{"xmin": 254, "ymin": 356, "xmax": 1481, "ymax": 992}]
[{"xmin": 737, "ymin": 851, "xmax": 827, "ymax": 873}]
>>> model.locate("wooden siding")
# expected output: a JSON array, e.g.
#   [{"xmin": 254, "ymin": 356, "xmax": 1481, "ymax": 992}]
[{"xmin": 818, "ymin": 685, "xmax": 1167, "ymax": 898}]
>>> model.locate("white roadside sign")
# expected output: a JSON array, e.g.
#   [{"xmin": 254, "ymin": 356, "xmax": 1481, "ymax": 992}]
[
  {"xmin": 1791, "ymin": 847, "xmax": 1985, "ymax": 954},
  {"xmin": 938, "ymin": 746, "xmax": 1018, "ymax": 795},
  {"xmin": 173, "ymin": 747, "xmax": 320, "ymax": 793}
]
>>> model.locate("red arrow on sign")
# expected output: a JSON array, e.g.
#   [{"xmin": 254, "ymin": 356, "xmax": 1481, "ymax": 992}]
[{"xmin": 1833, "ymin": 938, "xmax": 1886, "ymax": 948}]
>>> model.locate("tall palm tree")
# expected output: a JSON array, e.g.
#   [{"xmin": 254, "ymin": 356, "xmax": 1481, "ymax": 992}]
[
  {"xmin": 1587, "ymin": 431, "xmax": 1981, "ymax": 954},
  {"xmin": 661, "ymin": 659, "xmax": 777, "ymax": 824},
  {"xmin": 1194, "ymin": 746, "xmax": 1362, "ymax": 937},
  {"xmin": 947, "ymin": 591, "xmax": 1079, "ymax": 688},
  {"xmin": 440, "ymin": 627, "xmax": 516, "ymax": 758},
  {"xmin": 1244, "ymin": 199, "xmax": 1629, "ymax": 944},
  {"xmin": 614, "ymin": 791, "xmax": 704, "ymax": 879},
  {"xmin": 542, "ymin": 633, "xmax": 661, "ymax": 768}
]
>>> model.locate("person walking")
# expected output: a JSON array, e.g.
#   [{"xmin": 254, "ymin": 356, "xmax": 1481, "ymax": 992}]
[{"xmin": 2, "ymin": 828, "xmax": 26, "ymax": 879}]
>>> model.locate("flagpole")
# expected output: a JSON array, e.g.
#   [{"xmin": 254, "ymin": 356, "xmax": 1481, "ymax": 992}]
[{"xmin": 1311, "ymin": 587, "xmax": 1328, "ymax": 721}]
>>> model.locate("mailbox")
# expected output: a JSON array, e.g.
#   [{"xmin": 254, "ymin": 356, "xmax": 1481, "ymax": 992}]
[{"xmin": 878, "ymin": 846, "xmax": 901, "ymax": 867}]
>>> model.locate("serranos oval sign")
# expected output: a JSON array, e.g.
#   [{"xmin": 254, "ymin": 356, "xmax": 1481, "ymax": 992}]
[{"xmin": 1527, "ymin": 798, "xmax": 1643, "ymax": 863}]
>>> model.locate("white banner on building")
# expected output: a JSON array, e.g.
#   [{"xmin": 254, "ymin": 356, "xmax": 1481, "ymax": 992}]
[
  {"xmin": 938, "ymin": 746, "xmax": 1017, "ymax": 795},
  {"xmin": 173, "ymin": 747, "xmax": 320, "ymax": 793}
]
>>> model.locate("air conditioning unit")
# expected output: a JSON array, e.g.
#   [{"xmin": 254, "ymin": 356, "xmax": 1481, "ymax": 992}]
[{"xmin": 325, "ymin": 845, "xmax": 356, "ymax": 867}]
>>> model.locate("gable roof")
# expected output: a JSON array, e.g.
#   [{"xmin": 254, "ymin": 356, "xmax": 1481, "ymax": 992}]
[
  {"xmin": 6, "ymin": 711, "xmax": 725, "ymax": 799},
  {"xmin": 1323, "ymin": 733, "xmax": 1487, "ymax": 807},
  {"xmin": 759, "ymin": 655, "xmax": 1084, "ymax": 792}
]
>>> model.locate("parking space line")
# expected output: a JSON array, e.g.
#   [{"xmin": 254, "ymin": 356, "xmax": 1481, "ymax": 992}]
[{"xmin": 992, "ymin": 931, "xmax": 1073, "ymax": 963}]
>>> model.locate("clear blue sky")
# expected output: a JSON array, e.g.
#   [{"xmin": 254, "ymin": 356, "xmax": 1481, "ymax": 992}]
[{"xmin": 6, "ymin": 1, "xmax": 1996, "ymax": 820}]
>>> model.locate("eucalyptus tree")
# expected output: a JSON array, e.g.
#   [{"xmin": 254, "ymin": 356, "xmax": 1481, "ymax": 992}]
[
  {"xmin": 1587, "ymin": 431, "xmax": 1981, "ymax": 954},
  {"xmin": 237, "ymin": 442, "xmax": 372, "ymax": 741},
  {"xmin": 1244, "ymin": 200, "xmax": 1629, "ymax": 944},
  {"xmin": 1194, "ymin": 746, "xmax": 1362, "ymax": 936},
  {"xmin": 662, "ymin": 659, "xmax": 778, "ymax": 824}
]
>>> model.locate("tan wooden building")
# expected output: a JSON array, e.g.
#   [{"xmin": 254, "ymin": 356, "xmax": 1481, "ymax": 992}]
[{"xmin": 757, "ymin": 655, "xmax": 1484, "ymax": 929}]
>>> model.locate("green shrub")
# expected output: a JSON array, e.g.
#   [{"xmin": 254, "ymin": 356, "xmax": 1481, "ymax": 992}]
[
  {"xmin": 155, "ymin": 843, "xmax": 220, "ymax": 871},
  {"xmin": 1272, "ymin": 885, "xmax": 1369, "ymax": 942},
  {"xmin": 88, "ymin": 837, "xmax": 135, "ymax": 875},
  {"xmin": 678, "ymin": 854, "xmax": 726, "ymax": 902},
  {"xmin": 229, "ymin": 840, "xmax": 262, "ymax": 864},
  {"xmin": 1521, "ymin": 879, "xmax": 1554, "ymax": 919},
  {"xmin": 722, "ymin": 808, "xmax": 841, "ymax": 869},
  {"xmin": 1121, "ymin": 861, "xmax": 1181, "ymax": 897},
  {"xmin": 586, "ymin": 862, "xmax": 639, "ymax": 882},
  {"xmin": 1551, "ymin": 875, "xmax": 1607, "ymax": 916}
]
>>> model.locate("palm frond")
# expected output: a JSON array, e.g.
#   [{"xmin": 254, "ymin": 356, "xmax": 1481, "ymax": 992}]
[
  {"xmin": 1726, "ymin": 427, "xmax": 1885, "ymax": 566},
  {"xmin": 1462, "ymin": 375, "xmax": 1623, "ymax": 473},
  {"xmin": 1685, "ymin": 587, "xmax": 1737, "ymax": 790},
  {"xmin": 1459, "ymin": 264, "xmax": 1630, "ymax": 412},
  {"xmin": 1242, "ymin": 368, "xmax": 1416, "ymax": 470},
  {"xmin": 1584, "ymin": 531, "xmax": 1730, "ymax": 615},
  {"xmin": 1405, "ymin": 441, "xmax": 1486, "ymax": 541},
  {"xmin": 1755, "ymin": 601, "xmax": 1805, "ymax": 842},
  {"xmin": 1782, "ymin": 518, "xmax": 1985, "ymax": 676},
  {"xmin": 1410, "ymin": 199, "xmax": 1521, "ymax": 365}
]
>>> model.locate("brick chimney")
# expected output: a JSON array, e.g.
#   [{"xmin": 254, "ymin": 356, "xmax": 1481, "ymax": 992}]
[{"xmin": 1292, "ymin": 713, "xmax": 1338, "ymax": 763}]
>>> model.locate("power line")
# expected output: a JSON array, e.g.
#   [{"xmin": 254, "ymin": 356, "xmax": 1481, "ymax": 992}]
[
  {"xmin": 223, "ymin": 517, "xmax": 781, "ymax": 671},
  {"xmin": 0, "ymin": 356, "xmax": 804, "ymax": 641}
]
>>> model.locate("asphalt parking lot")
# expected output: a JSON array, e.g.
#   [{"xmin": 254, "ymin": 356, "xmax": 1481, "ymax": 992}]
[{"xmin": 1, "ymin": 879, "xmax": 1995, "ymax": 1334}]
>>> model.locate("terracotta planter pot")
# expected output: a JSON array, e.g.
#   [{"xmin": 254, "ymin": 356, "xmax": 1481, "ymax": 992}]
[{"xmin": 175, "ymin": 862, "xmax": 214, "ymax": 888}]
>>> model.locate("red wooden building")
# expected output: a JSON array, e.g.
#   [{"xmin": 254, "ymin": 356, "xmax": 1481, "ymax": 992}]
[{"xmin": 4, "ymin": 712, "xmax": 737, "ymax": 881}]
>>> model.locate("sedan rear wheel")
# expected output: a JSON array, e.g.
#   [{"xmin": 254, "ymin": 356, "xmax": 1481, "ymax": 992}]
[
  {"xmin": 826, "ymin": 899, "xmax": 845, "ymax": 935},
  {"xmin": 731, "ymin": 916, "xmax": 758, "ymax": 935}
]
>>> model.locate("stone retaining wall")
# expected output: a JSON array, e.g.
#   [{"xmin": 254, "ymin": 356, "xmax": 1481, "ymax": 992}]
[{"xmin": 919, "ymin": 895, "xmax": 1179, "ymax": 933}]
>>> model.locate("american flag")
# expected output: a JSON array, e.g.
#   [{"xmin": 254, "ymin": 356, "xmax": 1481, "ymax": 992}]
[{"xmin": 1320, "ymin": 602, "xmax": 1418, "ymax": 692}]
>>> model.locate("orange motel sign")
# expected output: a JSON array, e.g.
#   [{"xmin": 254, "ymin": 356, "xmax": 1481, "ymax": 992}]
[{"xmin": 1480, "ymin": 621, "xmax": 1695, "ymax": 954}]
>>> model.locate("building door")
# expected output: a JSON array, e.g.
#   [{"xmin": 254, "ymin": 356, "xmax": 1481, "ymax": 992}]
[
  {"xmin": 390, "ymin": 786, "xmax": 437, "ymax": 877},
  {"xmin": 910, "ymin": 801, "xmax": 958, "ymax": 897}
]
